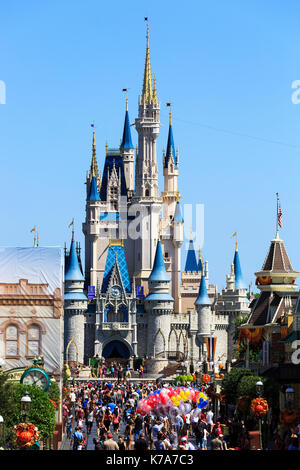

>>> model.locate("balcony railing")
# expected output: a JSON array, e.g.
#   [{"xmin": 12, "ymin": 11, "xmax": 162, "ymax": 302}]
[{"xmin": 101, "ymin": 322, "xmax": 130, "ymax": 330}]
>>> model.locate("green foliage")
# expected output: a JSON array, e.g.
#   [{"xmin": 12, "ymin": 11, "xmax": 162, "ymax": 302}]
[
  {"xmin": 0, "ymin": 370, "xmax": 19, "ymax": 447},
  {"xmin": 176, "ymin": 375, "xmax": 192, "ymax": 384},
  {"xmin": 237, "ymin": 374, "xmax": 262, "ymax": 399},
  {"xmin": 48, "ymin": 380, "xmax": 60, "ymax": 409},
  {"xmin": 221, "ymin": 368, "xmax": 254, "ymax": 404},
  {"xmin": 8, "ymin": 383, "xmax": 56, "ymax": 442}
]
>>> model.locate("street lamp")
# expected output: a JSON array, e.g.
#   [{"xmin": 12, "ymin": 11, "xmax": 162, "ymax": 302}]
[
  {"xmin": 256, "ymin": 380, "xmax": 263, "ymax": 397},
  {"xmin": 285, "ymin": 386, "xmax": 294, "ymax": 409},
  {"xmin": 0, "ymin": 415, "xmax": 4, "ymax": 447},
  {"xmin": 20, "ymin": 393, "xmax": 32, "ymax": 422},
  {"xmin": 256, "ymin": 380, "xmax": 264, "ymax": 450}
]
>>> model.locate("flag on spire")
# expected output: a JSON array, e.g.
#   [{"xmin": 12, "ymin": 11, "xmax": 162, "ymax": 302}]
[{"xmin": 276, "ymin": 193, "xmax": 283, "ymax": 229}]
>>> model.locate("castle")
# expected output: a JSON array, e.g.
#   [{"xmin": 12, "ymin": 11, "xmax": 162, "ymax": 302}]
[{"xmin": 63, "ymin": 25, "xmax": 250, "ymax": 374}]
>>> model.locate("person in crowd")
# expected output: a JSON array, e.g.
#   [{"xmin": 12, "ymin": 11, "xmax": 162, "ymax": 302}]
[{"xmin": 103, "ymin": 432, "xmax": 119, "ymax": 450}]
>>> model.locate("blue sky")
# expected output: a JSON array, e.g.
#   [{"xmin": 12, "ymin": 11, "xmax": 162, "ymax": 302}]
[{"xmin": 1, "ymin": 0, "xmax": 300, "ymax": 291}]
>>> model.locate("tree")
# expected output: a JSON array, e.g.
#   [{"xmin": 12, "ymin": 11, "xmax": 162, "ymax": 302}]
[
  {"xmin": 11, "ymin": 384, "xmax": 56, "ymax": 440},
  {"xmin": 0, "ymin": 376, "xmax": 56, "ymax": 448},
  {"xmin": 0, "ymin": 370, "xmax": 19, "ymax": 447},
  {"xmin": 221, "ymin": 368, "xmax": 254, "ymax": 404},
  {"xmin": 237, "ymin": 374, "xmax": 262, "ymax": 399}
]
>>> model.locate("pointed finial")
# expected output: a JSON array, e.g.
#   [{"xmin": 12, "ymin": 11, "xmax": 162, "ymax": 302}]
[
  {"xmin": 198, "ymin": 246, "xmax": 201, "ymax": 260},
  {"xmin": 90, "ymin": 123, "xmax": 98, "ymax": 178},
  {"xmin": 176, "ymin": 190, "xmax": 181, "ymax": 203},
  {"xmin": 68, "ymin": 218, "xmax": 75, "ymax": 241},
  {"xmin": 190, "ymin": 224, "xmax": 193, "ymax": 241},
  {"xmin": 30, "ymin": 226, "xmax": 37, "ymax": 247},
  {"xmin": 232, "ymin": 232, "xmax": 238, "ymax": 251},
  {"xmin": 166, "ymin": 102, "xmax": 172, "ymax": 125},
  {"xmin": 105, "ymin": 141, "xmax": 108, "ymax": 155},
  {"xmin": 158, "ymin": 217, "xmax": 162, "ymax": 240},
  {"xmin": 142, "ymin": 18, "xmax": 153, "ymax": 105}
]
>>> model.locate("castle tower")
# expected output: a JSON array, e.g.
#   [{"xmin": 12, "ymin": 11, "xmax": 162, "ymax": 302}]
[
  {"xmin": 162, "ymin": 106, "xmax": 179, "ymax": 220},
  {"xmin": 145, "ymin": 239, "xmax": 174, "ymax": 373},
  {"xmin": 64, "ymin": 229, "xmax": 88, "ymax": 364},
  {"xmin": 172, "ymin": 195, "xmax": 184, "ymax": 312},
  {"xmin": 132, "ymin": 22, "xmax": 162, "ymax": 290},
  {"xmin": 120, "ymin": 96, "xmax": 134, "ymax": 197},
  {"xmin": 215, "ymin": 239, "xmax": 250, "ymax": 363},
  {"xmin": 195, "ymin": 266, "xmax": 212, "ymax": 361}
]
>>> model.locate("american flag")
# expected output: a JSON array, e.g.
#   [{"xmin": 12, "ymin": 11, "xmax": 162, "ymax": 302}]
[{"xmin": 278, "ymin": 202, "xmax": 283, "ymax": 228}]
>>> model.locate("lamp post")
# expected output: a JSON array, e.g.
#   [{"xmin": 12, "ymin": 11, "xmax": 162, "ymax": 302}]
[
  {"xmin": 20, "ymin": 393, "xmax": 32, "ymax": 423},
  {"xmin": 0, "ymin": 415, "xmax": 4, "ymax": 447},
  {"xmin": 256, "ymin": 380, "xmax": 264, "ymax": 450},
  {"xmin": 285, "ymin": 386, "xmax": 294, "ymax": 410}
]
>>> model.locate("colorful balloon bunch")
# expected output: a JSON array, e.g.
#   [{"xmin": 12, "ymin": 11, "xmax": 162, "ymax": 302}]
[{"xmin": 137, "ymin": 387, "xmax": 208, "ymax": 421}]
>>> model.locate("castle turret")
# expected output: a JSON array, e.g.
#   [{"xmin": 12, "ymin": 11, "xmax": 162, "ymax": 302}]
[
  {"xmin": 195, "ymin": 267, "xmax": 212, "ymax": 361},
  {"xmin": 145, "ymin": 239, "xmax": 173, "ymax": 373},
  {"xmin": 64, "ymin": 229, "xmax": 88, "ymax": 364},
  {"xmin": 120, "ymin": 96, "xmax": 134, "ymax": 196},
  {"xmin": 233, "ymin": 238, "xmax": 246, "ymax": 290},
  {"xmin": 184, "ymin": 229, "xmax": 199, "ymax": 272}
]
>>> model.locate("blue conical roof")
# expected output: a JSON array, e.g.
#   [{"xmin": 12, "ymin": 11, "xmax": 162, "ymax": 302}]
[
  {"xmin": 234, "ymin": 249, "xmax": 246, "ymax": 289},
  {"xmin": 198, "ymin": 257, "xmax": 203, "ymax": 273},
  {"xmin": 195, "ymin": 274, "xmax": 211, "ymax": 305},
  {"xmin": 174, "ymin": 200, "xmax": 184, "ymax": 223},
  {"xmin": 88, "ymin": 176, "xmax": 100, "ymax": 201},
  {"xmin": 165, "ymin": 123, "xmax": 178, "ymax": 168},
  {"xmin": 65, "ymin": 236, "xmax": 84, "ymax": 281},
  {"xmin": 149, "ymin": 240, "xmax": 170, "ymax": 282},
  {"xmin": 184, "ymin": 239, "xmax": 198, "ymax": 272},
  {"xmin": 120, "ymin": 109, "xmax": 133, "ymax": 149}
]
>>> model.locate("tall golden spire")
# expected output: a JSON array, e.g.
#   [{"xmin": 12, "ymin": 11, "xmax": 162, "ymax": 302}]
[
  {"xmin": 152, "ymin": 74, "xmax": 157, "ymax": 105},
  {"xmin": 90, "ymin": 125, "xmax": 98, "ymax": 178},
  {"xmin": 142, "ymin": 21, "xmax": 153, "ymax": 105}
]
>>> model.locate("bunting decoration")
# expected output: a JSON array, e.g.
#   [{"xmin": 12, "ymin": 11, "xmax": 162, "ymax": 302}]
[
  {"xmin": 205, "ymin": 336, "xmax": 217, "ymax": 361},
  {"xmin": 239, "ymin": 327, "xmax": 263, "ymax": 343}
]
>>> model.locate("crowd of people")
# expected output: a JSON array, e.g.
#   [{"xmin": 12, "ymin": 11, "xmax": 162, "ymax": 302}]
[{"xmin": 62, "ymin": 379, "xmax": 262, "ymax": 451}]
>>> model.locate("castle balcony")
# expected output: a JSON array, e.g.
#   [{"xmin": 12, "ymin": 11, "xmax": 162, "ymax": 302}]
[{"xmin": 101, "ymin": 322, "xmax": 131, "ymax": 331}]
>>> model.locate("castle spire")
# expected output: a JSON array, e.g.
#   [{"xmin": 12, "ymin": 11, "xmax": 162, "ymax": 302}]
[
  {"xmin": 165, "ymin": 104, "xmax": 177, "ymax": 168},
  {"xmin": 90, "ymin": 126, "xmax": 98, "ymax": 178},
  {"xmin": 233, "ymin": 237, "xmax": 246, "ymax": 290},
  {"xmin": 142, "ymin": 21, "xmax": 153, "ymax": 105},
  {"xmin": 120, "ymin": 96, "xmax": 134, "ymax": 149},
  {"xmin": 184, "ymin": 227, "xmax": 198, "ymax": 272},
  {"xmin": 149, "ymin": 239, "xmax": 170, "ymax": 282},
  {"xmin": 65, "ymin": 229, "xmax": 84, "ymax": 281},
  {"xmin": 195, "ymin": 267, "xmax": 211, "ymax": 305}
]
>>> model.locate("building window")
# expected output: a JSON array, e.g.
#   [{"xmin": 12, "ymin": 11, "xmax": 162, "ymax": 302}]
[
  {"xmin": 27, "ymin": 325, "xmax": 40, "ymax": 357},
  {"xmin": 5, "ymin": 324, "xmax": 18, "ymax": 357},
  {"xmin": 107, "ymin": 310, "xmax": 126, "ymax": 322}
]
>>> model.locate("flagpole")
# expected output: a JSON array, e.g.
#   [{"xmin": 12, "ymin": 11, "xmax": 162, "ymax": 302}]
[{"xmin": 276, "ymin": 192, "xmax": 279, "ymax": 236}]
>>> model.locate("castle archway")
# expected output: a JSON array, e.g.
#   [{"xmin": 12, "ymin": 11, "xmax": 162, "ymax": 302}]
[{"xmin": 102, "ymin": 340, "xmax": 131, "ymax": 360}]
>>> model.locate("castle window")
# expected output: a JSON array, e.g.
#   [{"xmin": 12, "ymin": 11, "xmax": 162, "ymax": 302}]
[
  {"xmin": 107, "ymin": 309, "xmax": 126, "ymax": 322},
  {"xmin": 145, "ymin": 189, "xmax": 150, "ymax": 197},
  {"xmin": 5, "ymin": 324, "xmax": 18, "ymax": 357},
  {"xmin": 27, "ymin": 325, "xmax": 41, "ymax": 356}
]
